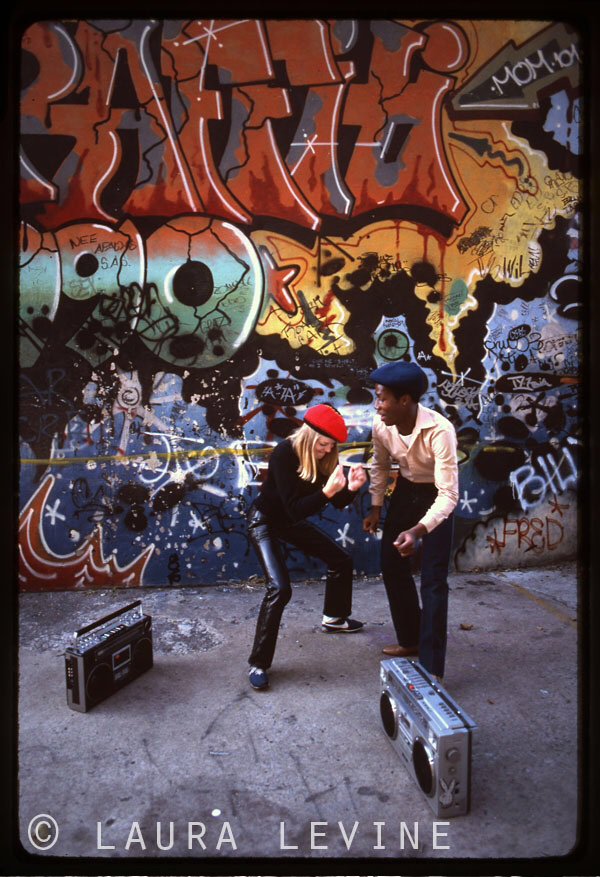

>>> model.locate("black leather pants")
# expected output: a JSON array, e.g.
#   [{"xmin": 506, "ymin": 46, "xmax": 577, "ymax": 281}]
[{"xmin": 247, "ymin": 507, "xmax": 353, "ymax": 669}]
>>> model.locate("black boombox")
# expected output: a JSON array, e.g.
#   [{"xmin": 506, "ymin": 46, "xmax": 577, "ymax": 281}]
[
  {"xmin": 64, "ymin": 600, "xmax": 153, "ymax": 712},
  {"xmin": 380, "ymin": 658, "xmax": 477, "ymax": 817}
]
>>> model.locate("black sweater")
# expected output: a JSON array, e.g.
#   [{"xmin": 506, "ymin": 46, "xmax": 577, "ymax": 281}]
[{"xmin": 253, "ymin": 439, "xmax": 357, "ymax": 524}]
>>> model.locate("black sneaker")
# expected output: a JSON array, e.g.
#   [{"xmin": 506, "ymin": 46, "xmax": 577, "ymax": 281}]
[
  {"xmin": 322, "ymin": 617, "xmax": 364, "ymax": 633},
  {"xmin": 248, "ymin": 666, "xmax": 269, "ymax": 690}
]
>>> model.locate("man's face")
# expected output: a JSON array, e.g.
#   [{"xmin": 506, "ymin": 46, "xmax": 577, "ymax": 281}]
[{"xmin": 374, "ymin": 384, "xmax": 407, "ymax": 426}]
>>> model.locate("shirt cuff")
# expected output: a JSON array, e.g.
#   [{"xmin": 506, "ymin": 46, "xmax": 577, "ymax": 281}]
[
  {"xmin": 369, "ymin": 489, "xmax": 386, "ymax": 506},
  {"xmin": 418, "ymin": 510, "xmax": 446, "ymax": 533}
]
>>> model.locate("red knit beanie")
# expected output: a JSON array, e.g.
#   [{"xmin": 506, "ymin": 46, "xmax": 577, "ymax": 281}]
[{"xmin": 303, "ymin": 403, "xmax": 348, "ymax": 443}]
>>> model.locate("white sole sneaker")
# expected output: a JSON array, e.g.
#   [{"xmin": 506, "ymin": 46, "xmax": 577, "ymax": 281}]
[{"xmin": 322, "ymin": 618, "xmax": 364, "ymax": 633}]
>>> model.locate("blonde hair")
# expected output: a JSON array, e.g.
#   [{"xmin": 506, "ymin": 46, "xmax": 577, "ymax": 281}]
[{"xmin": 289, "ymin": 423, "xmax": 339, "ymax": 482}]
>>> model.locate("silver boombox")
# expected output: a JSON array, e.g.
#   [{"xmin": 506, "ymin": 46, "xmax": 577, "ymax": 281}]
[{"xmin": 380, "ymin": 658, "xmax": 477, "ymax": 817}]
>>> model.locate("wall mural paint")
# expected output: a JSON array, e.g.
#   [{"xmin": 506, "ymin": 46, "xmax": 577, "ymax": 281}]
[{"xmin": 18, "ymin": 18, "xmax": 582, "ymax": 590}]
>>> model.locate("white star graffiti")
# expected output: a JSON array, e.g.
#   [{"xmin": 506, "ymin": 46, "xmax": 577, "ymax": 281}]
[
  {"xmin": 44, "ymin": 499, "xmax": 66, "ymax": 525},
  {"xmin": 336, "ymin": 521, "xmax": 355, "ymax": 548},
  {"xmin": 460, "ymin": 490, "xmax": 478, "ymax": 513},
  {"xmin": 189, "ymin": 511, "xmax": 206, "ymax": 535}
]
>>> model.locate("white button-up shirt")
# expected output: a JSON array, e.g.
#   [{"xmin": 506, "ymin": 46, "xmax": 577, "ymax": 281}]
[{"xmin": 369, "ymin": 404, "xmax": 459, "ymax": 533}]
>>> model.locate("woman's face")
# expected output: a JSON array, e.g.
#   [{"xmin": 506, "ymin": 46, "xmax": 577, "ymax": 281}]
[{"xmin": 315, "ymin": 436, "xmax": 336, "ymax": 459}]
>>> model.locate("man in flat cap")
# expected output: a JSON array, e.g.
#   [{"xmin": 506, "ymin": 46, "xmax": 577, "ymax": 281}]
[{"xmin": 363, "ymin": 361, "xmax": 458, "ymax": 682}]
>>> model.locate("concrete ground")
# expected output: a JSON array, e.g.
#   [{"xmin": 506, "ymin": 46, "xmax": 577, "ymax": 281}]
[{"xmin": 16, "ymin": 560, "xmax": 580, "ymax": 864}]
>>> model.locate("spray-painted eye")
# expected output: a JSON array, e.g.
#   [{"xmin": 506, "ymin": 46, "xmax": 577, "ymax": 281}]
[
  {"xmin": 51, "ymin": 219, "xmax": 145, "ymax": 365},
  {"xmin": 377, "ymin": 328, "xmax": 410, "ymax": 361},
  {"xmin": 137, "ymin": 216, "xmax": 264, "ymax": 369},
  {"xmin": 53, "ymin": 221, "xmax": 141, "ymax": 301},
  {"xmin": 74, "ymin": 253, "xmax": 100, "ymax": 277},
  {"xmin": 171, "ymin": 260, "xmax": 214, "ymax": 308},
  {"xmin": 19, "ymin": 222, "xmax": 60, "ymax": 367}
]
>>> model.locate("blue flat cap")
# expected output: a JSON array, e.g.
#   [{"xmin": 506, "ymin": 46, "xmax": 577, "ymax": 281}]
[{"xmin": 369, "ymin": 361, "xmax": 428, "ymax": 400}]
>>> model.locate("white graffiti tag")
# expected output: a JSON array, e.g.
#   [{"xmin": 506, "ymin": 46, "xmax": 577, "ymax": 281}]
[{"xmin": 510, "ymin": 447, "xmax": 577, "ymax": 510}]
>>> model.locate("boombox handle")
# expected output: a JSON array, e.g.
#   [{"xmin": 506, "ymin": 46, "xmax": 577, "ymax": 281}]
[
  {"xmin": 74, "ymin": 600, "xmax": 143, "ymax": 638},
  {"xmin": 411, "ymin": 660, "xmax": 478, "ymax": 732}
]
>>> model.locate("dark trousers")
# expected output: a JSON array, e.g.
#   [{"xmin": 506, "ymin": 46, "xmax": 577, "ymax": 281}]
[
  {"xmin": 381, "ymin": 477, "xmax": 454, "ymax": 677},
  {"xmin": 247, "ymin": 507, "xmax": 353, "ymax": 670}
]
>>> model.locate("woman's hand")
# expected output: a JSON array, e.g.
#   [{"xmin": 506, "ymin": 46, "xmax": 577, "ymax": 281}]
[
  {"xmin": 347, "ymin": 464, "xmax": 367, "ymax": 492},
  {"xmin": 323, "ymin": 464, "xmax": 347, "ymax": 498}
]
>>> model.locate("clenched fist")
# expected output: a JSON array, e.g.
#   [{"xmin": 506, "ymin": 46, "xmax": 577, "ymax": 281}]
[
  {"xmin": 347, "ymin": 464, "xmax": 367, "ymax": 492},
  {"xmin": 323, "ymin": 464, "xmax": 346, "ymax": 498}
]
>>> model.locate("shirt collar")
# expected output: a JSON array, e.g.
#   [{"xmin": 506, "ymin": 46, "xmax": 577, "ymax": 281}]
[
  {"xmin": 375, "ymin": 403, "xmax": 435, "ymax": 440},
  {"xmin": 412, "ymin": 403, "xmax": 436, "ymax": 435}
]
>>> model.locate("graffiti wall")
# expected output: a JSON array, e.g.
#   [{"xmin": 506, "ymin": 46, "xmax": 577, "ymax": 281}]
[{"xmin": 18, "ymin": 18, "xmax": 582, "ymax": 590}]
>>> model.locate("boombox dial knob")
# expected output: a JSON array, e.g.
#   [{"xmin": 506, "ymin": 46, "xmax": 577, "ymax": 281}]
[{"xmin": 446, "ymin": 747, "xmax": 461, "ymax": 763}]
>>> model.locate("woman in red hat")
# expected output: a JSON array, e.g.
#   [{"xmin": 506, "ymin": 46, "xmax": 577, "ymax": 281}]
[{"xmin": 247, "ymin": 403, "xmax": 367, "ymax": 690}]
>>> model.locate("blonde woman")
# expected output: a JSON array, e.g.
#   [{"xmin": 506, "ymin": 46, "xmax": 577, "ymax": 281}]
[{"xmin": 247, "ymin": 404, "xmax": 367, "ymax": 690}]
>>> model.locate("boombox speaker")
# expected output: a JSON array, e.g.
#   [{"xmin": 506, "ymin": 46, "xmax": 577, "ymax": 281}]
[
  {"xmin": 380, "ymin": 658, "xmax": 477, "ymax": 817},
  {"xmin": 64, "ymin": 600, "xmax": 153, "ymax": 712}
]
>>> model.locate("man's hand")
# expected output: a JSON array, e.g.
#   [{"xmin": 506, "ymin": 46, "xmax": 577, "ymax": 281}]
[
  {"xmin": 363, "ymin": 506, "xmax": 382, "ymax": 533},
  {"xmin": 393, "ymin": 525, "xmax": 426, "ymax": 556}
]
